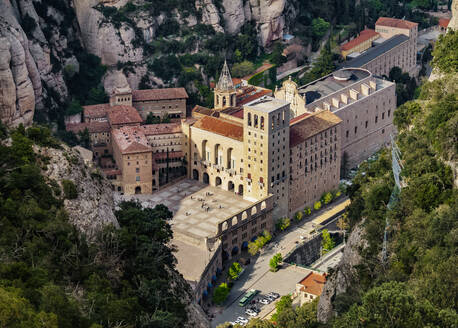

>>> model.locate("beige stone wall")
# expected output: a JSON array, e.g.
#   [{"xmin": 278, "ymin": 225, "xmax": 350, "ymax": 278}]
[
  {"xmin": 361, "ymin": 39, "xmax": 416, "ymax": 77},
  {"xmin": 189, "ymin": 126, "xmax": 245, "ymax": 193},
  {"xmin": 243, "ymin": 102, "xmax": 290, "ymax": 218},
  {"xmin": 274, "ymin": 79, "xmax": 306, "ymax": 117},
  {"xmin": 337, "ymin": 81, "xmax": 395, "ymax": 168},
  {"xmin": 214, "ymin": 89, "xmax": 236, "ymax": 110},
  {"xmin": 289, "ymin": 125, "xmax": 341, "ymax": 215},
  {"xmin": 133, "ymin": 98, "xmax": 186, "ymax": 119}
]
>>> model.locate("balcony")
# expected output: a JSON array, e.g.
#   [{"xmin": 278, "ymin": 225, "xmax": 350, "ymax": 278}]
[{"xmin": 227, "ymin": 169, "xmax": 236, "ymax": 176}]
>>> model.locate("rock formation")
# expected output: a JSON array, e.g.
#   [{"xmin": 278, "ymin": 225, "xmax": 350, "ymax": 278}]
[{"xmin": 317, "ymin": 220, "xmax": 368, "ymax": 323}]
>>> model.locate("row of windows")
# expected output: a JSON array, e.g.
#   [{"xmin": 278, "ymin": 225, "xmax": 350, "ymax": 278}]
[{"xmin": 345, "ymin": 110, "xmax": 391, "ymax": 138}]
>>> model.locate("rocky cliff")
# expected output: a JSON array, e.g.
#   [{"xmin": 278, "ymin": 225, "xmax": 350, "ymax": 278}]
[
  {"xmin": 317, "ymin": 220, "xmax": 368, "ymax": 323},
  {"xmin": 0, "ymin": 0, "xmax": 297, "ymax": 127}
]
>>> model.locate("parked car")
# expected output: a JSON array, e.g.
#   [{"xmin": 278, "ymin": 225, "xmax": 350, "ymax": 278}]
[
  {"xmin": 245, "ymin": 308, "xmax": 257, "ymax": 317},
  {"xmin": 237, "ymin": 316, "xmax": 249, "ymax": 324},
  {"xmin": 259, "ymin": 298, "xmax": 271, "ymax": 305},
  {"xmin": 268, "ymin": 292, "xmax": 280, "ymax": 299},
  {"xmin": 250, "ymin": 306, "xmax": 260, "ymax": 313}
]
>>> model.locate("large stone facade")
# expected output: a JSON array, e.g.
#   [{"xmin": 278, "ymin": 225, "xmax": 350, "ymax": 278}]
[{"xmin": 275, "ymin": 68, "xmax": 396, "ymax": 169}]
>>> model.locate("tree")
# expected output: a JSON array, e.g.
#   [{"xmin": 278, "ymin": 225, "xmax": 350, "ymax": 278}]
[
  {"xmin": 65, "ymin": 99, "xmax": 83, "ymax": 116},
  {"xmin": 311, "ymin": 18, "xmax": 330, "ymax": 39},
  {"xmin": 271, "ymin": 295, "xmax": 293, "ymax": 322},
  {"xmin": 232, "ymin": 60, "xmax": 254, "ymax": 78},
  {"xmin": 431, "ymin": 30, "xmax": 458, "ymax": 74},
  {"xmin": 313, "ymin": 201, "xmax": 322, "ymax": 210},
  {"xmin": 321, "ymin": 229, "xmax": 335, "ymax": 254},
  {"xmin": 62, "ymin": 179, "xmax": 78, "ymax": 199},
  {"xmin": 269, "ymin": 253, "xmax": 283, "ymax": 272},
  {"xmin": 213, "ymin": 283, "xmax": 230, "ymax": 305},
  {"xmin": 270, "ymin": 43, "xmax": 287, "ymax": 66},
  {"xmin": 321, "ymin": 192, "xmax": 333, "ymax": 205},
  {"xmin": 294, "ymin": 211, "xmax": 303, "ymax": 222},
  {"xmin": 304, "ymin": 207, "xmax": 312, "ymax": 216},
  {"xmin": 228, "ymin": 262, "xmax": 243, "ymax": 280}
]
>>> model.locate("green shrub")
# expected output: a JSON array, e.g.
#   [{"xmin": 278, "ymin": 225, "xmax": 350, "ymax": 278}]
[
  {"xmin": 276, "ymin": 217, "xmax": 291, "ymax": 231},
  {"xmin": 304, "ymin": 206, "xmax": 312, "ymax": 216},
  {"xmin": 269, "ymin": 253, "xmax": 283, "ymax": 272},
  {"xmin": 62, "ymin": 179, "xmax": 77, "ymax": 199},
  {"xmin": 294, "ymin": 211, "xmax": 304, "ymax": 222},
  {"xmin": 322, "ymin": 192, "xmax": 333, "ymax": 205},
  {"xmin": 213, "ymin": 283, "xmax": 230, "ymax": 305},
  {"xmin": 314, "ymin": 201, "xmax": 322, "ymax": 211},
  {"xmin": 228, "ymin": 262, "xmax": 242, "ymax": 280}
]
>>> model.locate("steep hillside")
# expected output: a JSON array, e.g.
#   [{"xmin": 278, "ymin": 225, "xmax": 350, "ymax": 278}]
[
  {"xmin": 0, "ymin": 124, "xmax": 209, "ymax": 328},
  {"xmin": 317, "ymin": 31, "xmax": 458, "ymax": 327}
]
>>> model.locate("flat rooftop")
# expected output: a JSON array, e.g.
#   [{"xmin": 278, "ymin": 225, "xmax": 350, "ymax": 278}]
[
  {"xmin": 341, "ymin": 34, "xmax": 409, "ymax": 69},
  {"xmin": 297, "ymin": 68, "xmax": 371, "ymax": 104},
  {"xmin": 244, "ymin": 96, "xmax": 289, "ymax": 113}
]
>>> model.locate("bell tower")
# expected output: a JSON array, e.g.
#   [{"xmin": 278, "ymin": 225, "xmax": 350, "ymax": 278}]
[{"xmin": 214, "ymin": 60, "xmax": 237, "ymax": 110}]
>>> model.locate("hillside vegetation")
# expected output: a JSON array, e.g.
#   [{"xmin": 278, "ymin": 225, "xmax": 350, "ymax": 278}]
[{"xmin": 0, "ymin": 125, "xmax": 199, "ymax": 327}]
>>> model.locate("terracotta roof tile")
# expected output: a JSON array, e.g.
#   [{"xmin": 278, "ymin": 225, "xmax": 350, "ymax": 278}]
[
  {"xmin": 299, "ymin": 272, "xmax": 327, "ymax": 296},
  {"xmin": 439, "ymin": 18, "xmax": 450, "ymax": 28},
  {"xmin": 376, "ymin": 17, "xmax": 418, "ymax": 29},
  {"xmin": 132, "ymin": 88, "xmax": 188, "ymax": 101},
  {"xmin": 290, "ymin": 110, "xmax": 342, "ymax": 147},
  {"xmin": 289, "ymin": 112, "xmax": 311, "ymax": 125},
  {"xmin": 83, "ymin": 103, "xmax": 111, "ymax": 119},
  {"xmin": 341, "ymin": 29, "xmax": 379, "ymax": 51},
  {"xmin": 107, "ymin": 105, "xmax": 143, "ymax": 125},
  {"xmin": 112, "ymin": 126, "xmax": 152, "ymax": 154},
  {"xmin": 193, "ymin": 116, "xmax": 243, "ymax": 141},
  {"xmin": 140, "ymin": 123, "xmax": 182, "ymax": 135},
  {"xmin": 66, "ymin": 121, "xmax": 111, "ymax": 133},
  {"xmin": 192, "ymin": 105, "xmax": 220, "ymax": 117}
]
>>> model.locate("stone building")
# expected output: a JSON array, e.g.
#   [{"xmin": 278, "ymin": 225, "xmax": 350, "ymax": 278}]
[
  {"xmin": 214, "ymin": 60, "xmax": 237, "ymax": 110},
  {"xmin": 341, "ymin": 17, "xmax": 418, "ymax": 77},
  {"xmin": 288, "ymin": 111, "xmax": 342, "ymax": 214},
  {"xmin": 340, "ymin": 29, "xmax": 380, "ymax": 59},
  {"xmin": 111, "ymin": 126, "xmax": 153, "ymax": 195},
  {"xmin": 275, "ymin": 68, "xmax": 395, "ymax": 169},
  {"xmin": 295, "ymin": 272, "xmax": 327, "ymax": 305}
]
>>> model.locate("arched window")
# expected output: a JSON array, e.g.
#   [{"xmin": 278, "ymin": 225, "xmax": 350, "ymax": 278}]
[
  {"xmin": 260, "ymin": 116, "xmax": 265, "ymax": 130},
  {"xmin": 254, "ymin": 115, "xmax": 258, "ymax": 128},
  {"xmin": 247, "ymin": 113, "xmax": 252, "ymax": 126}
]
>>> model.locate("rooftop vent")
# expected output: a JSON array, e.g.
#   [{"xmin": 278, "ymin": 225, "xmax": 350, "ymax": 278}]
[{"xmin": 333, "ymin": 70, "xmax": 353, "ymax": 81}]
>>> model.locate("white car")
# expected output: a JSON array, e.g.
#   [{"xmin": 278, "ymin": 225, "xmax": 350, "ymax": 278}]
[
  {"xmin": 236, "ymin": 316, "xmax": 249, "ymax": 324},
  {"xmin": 245, "ymin": 309, "xmax": 258, "ymax": 317},
  {"xmin": 259, "ymin": 298, "xmax": 270, "ymax": 305},
  {"xmin": 267, "ymin": 292, "xmax": 280, "ymax": 299}
]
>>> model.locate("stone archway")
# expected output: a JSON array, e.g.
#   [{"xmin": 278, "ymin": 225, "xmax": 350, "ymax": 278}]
[
  {"xmin": 135, "ymin": 186, "xmax": 141, "ymax": 194},
  {"xmin": 215, "ymin": 176, "xmax": 222, "ymax": 187},
  {"xmin": 238, "ymin": 184, "xmax": 244, "ymax": 196},
  {"xmin": 193, "ymin": 169, "xmax": 199, "ymax": 181},
  {"xmin": 203, "ymin": 173, "xmax": 209, "ymax": 184},
  {"xmin": 228, "ymin": 181, "xmax": 234, "ymax": 191},
  {"xmin": 231, "ymin": 246, "xmax": 239, "ymax": 256}
]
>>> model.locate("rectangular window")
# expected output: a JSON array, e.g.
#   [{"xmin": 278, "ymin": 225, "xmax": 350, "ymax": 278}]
[
  {"xmin": 136, "ymin": 168, "xmax": 140, "ymax": 173},
  {"xmin": 375, "ymin": 116, "xmax": 378, "ymax": 123},
  {"xmin": 136, "ymin": 176, "xmax": 140, "ymax": 181},
  {"xmin": 365, "ymin": 121, "xmax": 368, "ymax": 128},
  {"xmin": 346, "ymin": 130, "xmax": 349, "ymax": 138},
  {"xmin": 354, "ymin": 126, "xmax": 357, "ymax": 134}
]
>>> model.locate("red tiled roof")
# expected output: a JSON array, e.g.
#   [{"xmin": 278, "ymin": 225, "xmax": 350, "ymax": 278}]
[
  {"xmin": 140, "ymin": 123, "xmax": 182, "ymax": 135},
  {"xmin": 112, "ymin": 126, "xmax": 152, "ymax": 154},
  {"xmin": 132, "ymin": 88, "xmax": 188, "ymax": 101},
  {"xmin": 230, "ymin": 108, "xmax": 244, "ymax": 119},
  {"xmin": 341, "ymin": 29, "xmax": 379, "ymax": 51},
  {"xmin": 154, "ymin": 151, "xmax": 183, "ymax": 160},
  {"xmin": 439, "ymin": 18, "xmax": 450, "ymax": 28},
  {"xmin": 66, "ymin": 121, "xmax": 111, "ymax": 134},
  {"xmin": 107, "ymin": 105, "xmax": 143, "ymax": 125},
  {"xmin": 299, "ymin": 272, "xmax": 327, "ymax": 296},
  {"xmin": 103, "ymin": 168, "xmax": 122, "ymax": 176},
  {"xmin": 289, "ymin": 112, "xmax": 311, "ymax": 125},
  {"xmin": 290, "ymin": 111, "xmax": 342, "ymax": 147},
  {"xmin": 237, "ymin": 89, "xmax": 272, "ymax": 106},
  {"xmin": 83, "ymin": 103, "xmax": 110, "ymax": 119},
  {"xmin": 192, "ymin": 105, "xmax": 220, "ymax": 117},
  {"xmin": 376, "ymin": 17, "xmax": 418, "ymax": 29},
  {"xmin": 193, "ymin": 116, "xmax": 243, "ymax": 141}
]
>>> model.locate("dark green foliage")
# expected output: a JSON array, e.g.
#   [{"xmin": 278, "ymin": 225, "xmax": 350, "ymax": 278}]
[
  {"xmin": 432, "ymin": 31, "xmax": 458, "ymax": 74},
  {"xmin": 333, "ymin": 33, "xmax": 458, "ymax": 325},
  {"xmin": 213, "ymin": 283, "xmax": 230, "ymax": 305},
  {"xmin": 62, "ymin": 179, "xmax": 78, "ymax": 199},
  {"xmin": 0, "ymin": 127, "xmax": 189, "ymax": 327}
]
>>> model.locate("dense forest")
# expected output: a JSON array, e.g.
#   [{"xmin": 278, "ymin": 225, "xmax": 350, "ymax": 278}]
[
  {"xmin": 0, "ymin": 125, "xmax": 195, "ymax": 327},
  {"xmin": 218, "ymin": 29, "xmax": 458, "ymax": 328}
]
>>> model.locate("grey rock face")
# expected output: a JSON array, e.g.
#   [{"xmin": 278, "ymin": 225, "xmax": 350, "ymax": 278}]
[{"xmin": 317, "ymin": 220, "xmax": 368, "ymax": 323}]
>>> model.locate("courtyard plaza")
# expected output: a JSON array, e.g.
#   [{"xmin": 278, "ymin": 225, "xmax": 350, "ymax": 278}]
[{"xmin": 116, "ymin": 179, "xmax": 256, "ymax": 292}]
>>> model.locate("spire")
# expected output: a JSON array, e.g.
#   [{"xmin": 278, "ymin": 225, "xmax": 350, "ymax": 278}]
[{"xmin": 216, "ymin": 60, "xmax": 234, "ymax": 91}]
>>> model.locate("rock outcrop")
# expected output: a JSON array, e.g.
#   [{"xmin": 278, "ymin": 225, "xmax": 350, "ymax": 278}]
[
  {"xmin": 37, "ymin": 144, "xmax": 118, "ymax": 236},
  {"xmin": 317, "ymin": 220, "xmax": 368, "ymax": 323}
]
